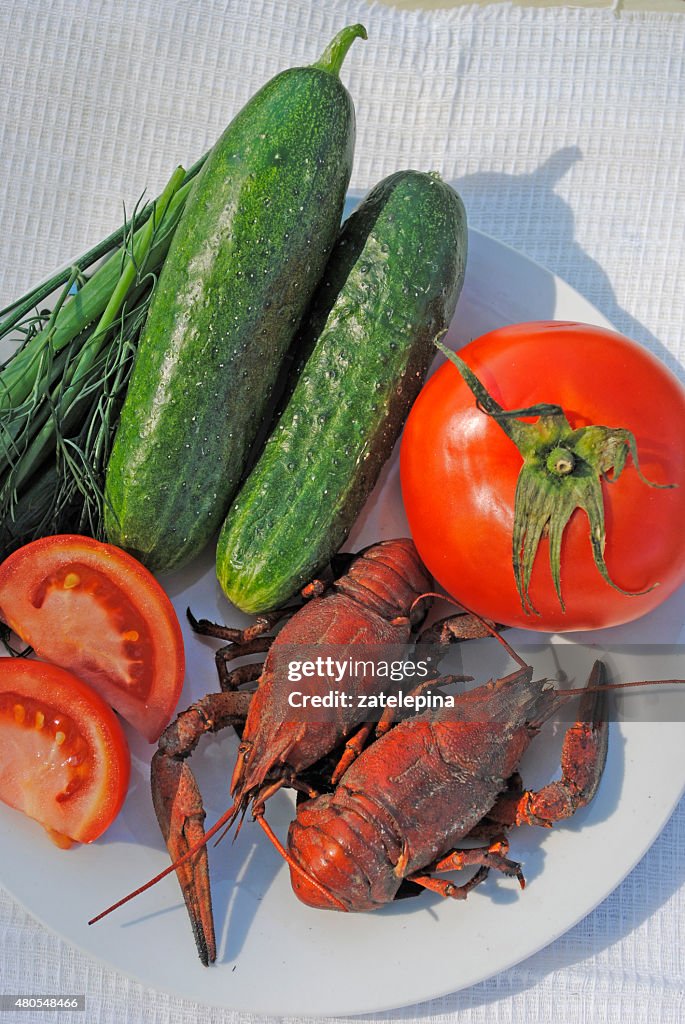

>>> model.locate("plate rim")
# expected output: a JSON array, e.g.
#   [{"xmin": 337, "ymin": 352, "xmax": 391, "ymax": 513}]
[{"xmin": 2, "ymin": 225, "xmax": 682, "ymax": 1016}]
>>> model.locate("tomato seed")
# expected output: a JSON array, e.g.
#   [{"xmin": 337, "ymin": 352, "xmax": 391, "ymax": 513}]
[
  {"xmin": 0, "ymin": 694, "xmax": 90, "ymax": 780},
  {"xmin": 63, "ymin": 572, "xmax": 81, "ymax": 589}
]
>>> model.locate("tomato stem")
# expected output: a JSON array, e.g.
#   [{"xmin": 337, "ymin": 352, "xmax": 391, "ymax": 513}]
[
  {"xmin": 435, "ymin": 340, "xmax": 676, "ymax": 614},
  {"xmin": 547, "ymin": 447, "xmax": 575, "ymax": 476}
]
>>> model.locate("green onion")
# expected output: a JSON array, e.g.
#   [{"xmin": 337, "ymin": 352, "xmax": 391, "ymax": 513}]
[
  {"xmin": 0, "ymin": 169, "xmax": 196, "ymax": 412},
  {"xmin": 0, "ymin": 153, "xmax": 209, "ymax": 559}
]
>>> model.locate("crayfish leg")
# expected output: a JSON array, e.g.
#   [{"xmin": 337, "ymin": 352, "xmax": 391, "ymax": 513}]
[
  {"xmin": 187, "ymin": 606, "xmax": 290, "ymax": 644},
  {"xmin": 188, "ymin": 606, "xmax": 296, "ymax": 694},
  {"xmin": 158, "ymin": 690, "xmax": 252, "ymax": 759},
  {"xmin": 408, "ymin": 865, "xmax": 491, "ymax": 900},
  {"xmin": 330, "ymin": 721, "xmax": 375, "ymax": 784},
  {"xmin": 330, "ymin": 672, "xmax": 474, "ymax": 786},
  {"xmin": 484, "ymin": 661, "xmax": 609, "ymax": 830},
  {"xmin": 301, "ymin": 578, "xmax": 327, "ymax": 600},
  {"xmin": 216, "ymin": 651, "xmax": 265, "ymax": 695},
  {"xmin": 409, "ymin": 835, "xmax": 526, "ymax": 898},
  {"xmin": 417, "ymin": 611, "xmax": 506, "ymax": 647}
]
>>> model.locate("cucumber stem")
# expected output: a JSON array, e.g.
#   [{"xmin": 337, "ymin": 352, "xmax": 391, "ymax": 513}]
[{"xmin": 314, "ymin": 24, "xmax": 367, "ymax": 76}]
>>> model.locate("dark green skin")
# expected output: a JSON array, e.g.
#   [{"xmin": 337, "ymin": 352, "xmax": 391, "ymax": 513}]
[
  {"xmin": 104, "ymin": 48, "xmax": 359, "ymax": 571},
  {"xmin": 217, "ymin": 170, "xmax": 468, "ymax": 613}
]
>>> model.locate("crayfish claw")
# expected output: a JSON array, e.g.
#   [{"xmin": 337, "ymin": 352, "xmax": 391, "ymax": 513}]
[{"xmin": 151, "ymin": 751, "xmax": 217, "ymax": 965}]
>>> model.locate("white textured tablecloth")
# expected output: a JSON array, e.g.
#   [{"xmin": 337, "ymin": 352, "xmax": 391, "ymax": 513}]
[{"xmin": 1, "ymin": 1, "xmax": 684, "ymax": 1021}]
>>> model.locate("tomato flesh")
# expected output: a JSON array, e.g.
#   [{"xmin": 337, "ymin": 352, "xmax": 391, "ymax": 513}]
[
  {"xmin": 0, "ymin": 536, "xmax": 185, "ymax": 741},
  {"xmin": 400, "ymin": 322, "xmax": 685, "ymax": 631},
  {"xmin": 29, "ymin": 562, "xmax": 154, "ymax": 701},
  {"xmin": 0, "ymin": 660, "xmax": 130, "ymax": 845}
]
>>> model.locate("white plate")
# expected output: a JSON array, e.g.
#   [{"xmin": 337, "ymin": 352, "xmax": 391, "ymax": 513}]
[{"xmin": 2, "ymin": 225, "xmax": 685, "ymax": 1016}]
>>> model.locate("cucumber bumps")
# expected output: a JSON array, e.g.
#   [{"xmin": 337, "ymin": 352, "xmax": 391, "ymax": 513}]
[
  {"xmin": 105, "ymin": 26, "xmax": 366, "ymax": 571},
  {"xmin": 218, "ymin": 170, "xmax": 468, "ymax": 613}
]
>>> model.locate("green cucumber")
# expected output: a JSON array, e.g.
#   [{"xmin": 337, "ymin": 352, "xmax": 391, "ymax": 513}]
[
  {"xmin": 217, "ymin": 169, "xmax": 468, "ymax": 613},
  {"xmin": 104, "ymin": 24, "xmax": 366, "ymax": 572}
]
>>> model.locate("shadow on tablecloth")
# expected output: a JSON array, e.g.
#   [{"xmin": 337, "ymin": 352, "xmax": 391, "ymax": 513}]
[{"xmin": 454, "ymin": 147, "xmax": 684, "ymax": 384}]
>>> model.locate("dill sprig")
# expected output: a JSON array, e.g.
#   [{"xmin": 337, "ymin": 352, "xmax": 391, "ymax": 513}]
[{"xmin": 0, "ymin": 156, "xmax": 208, "ymax": 559}]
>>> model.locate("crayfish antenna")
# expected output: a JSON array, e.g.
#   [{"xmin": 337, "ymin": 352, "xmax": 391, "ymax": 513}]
[{"xmin": 561, "ymin": 672, "xmax": 685, "ymax": 701}]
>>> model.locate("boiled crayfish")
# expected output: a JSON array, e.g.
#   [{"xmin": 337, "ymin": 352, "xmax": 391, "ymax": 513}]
[
  {"xmin": 92, "ymin": 539, "xmax": 493, "ymax": 963},
  {"xmin": 287, "ymin": 656, "xmax": 610, "ymax": 909},
  {"xmin": 91, "ymin": 541, "xmax": 680, "ymax": 965}
]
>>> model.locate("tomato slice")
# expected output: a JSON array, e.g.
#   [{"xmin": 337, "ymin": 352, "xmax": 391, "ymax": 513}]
[
  {"xmin": 0, "ymin": 659, "xmax": 130, "ymax": 846},
  {"xmin": 0, "ymin": 535, "xmax": 185, "ymax": 742}
]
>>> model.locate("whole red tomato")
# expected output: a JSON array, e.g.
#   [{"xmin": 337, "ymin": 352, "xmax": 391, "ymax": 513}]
[{"xmin": 400, "ymin": 322, "xmax": 685, "ymax": 631}]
